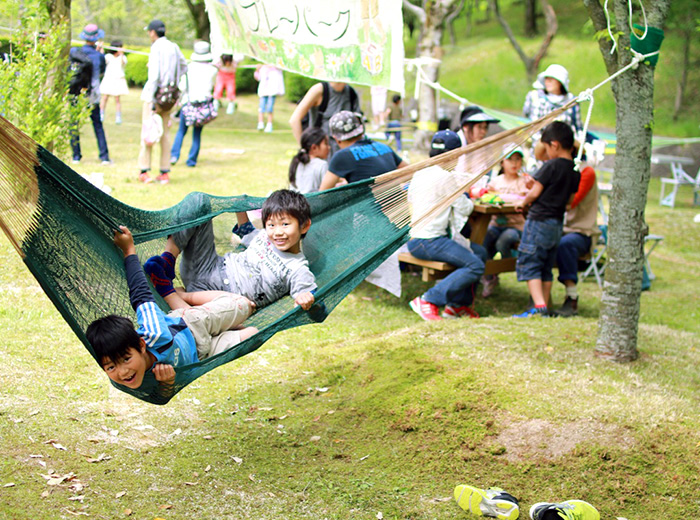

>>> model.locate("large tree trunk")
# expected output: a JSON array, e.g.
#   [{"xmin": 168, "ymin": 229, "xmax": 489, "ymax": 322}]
[
  {"xmin": 183, "ymin": 0, "xmax": 211, "ymax": 41},
  {"xmin": 489, "ymin": 0, "xmax": 557, "ymax": 82},
  {"xmin": 524, "ymin": 0, "xmax": 538, "ymax": 37},
  {"xmin": 403, "ymin": 0, "xmax": 460, "ymax": 150},
  {"xmin": 583, "ymin": 0, "xmax": 671, "ymax": 362}
]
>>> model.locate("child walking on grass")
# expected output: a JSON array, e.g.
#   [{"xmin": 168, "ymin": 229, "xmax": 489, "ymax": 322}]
[
  {"xmin": 86, "ymin": 226, "xmax": 257, "ymax": 392},
  {"xmin": 512, "ymin": 121, "xmax": 580, "ymax": 318},
  {"xmin": 289, "ymin": 127, "xmax": 330, "ymax": 194},
  {"xmin": 99, "ymin": 40, "xmax": 128, "ymax": 124},
  {"xmin": 214, "ymin": 54, "xmax": 237, "ymax": 115}
]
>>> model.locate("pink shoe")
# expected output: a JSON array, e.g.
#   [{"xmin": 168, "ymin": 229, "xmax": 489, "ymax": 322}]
[
  {"xmin": 138, "ymin": 172, "xmax": 152, "ymax": 183},
  {"xmin": 442, "ymin": 305, "xmax": 479, "ymax": 319},
  {"xmin": 409, "ymin": 297, "xmax": 442, "ymax": 321}
]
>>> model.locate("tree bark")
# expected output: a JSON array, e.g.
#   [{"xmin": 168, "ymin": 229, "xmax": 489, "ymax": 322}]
[
  {"xmin": 183, "ymin": 0, "xmax": 211, "ymax": 41},
  {"xmin": 583, "ymin": 0, "xmax": 671, "ymax": 362},
  {"xmin": 489, "ymin": 0, "xmax": 557, "ymax": 81},
  {"xmin": 404, "ymin": 0, "xmax": 460, "ymax": 150},
  {"xmin": 524, "ymin": 0, "xmax": 538, "ymax": 37}
]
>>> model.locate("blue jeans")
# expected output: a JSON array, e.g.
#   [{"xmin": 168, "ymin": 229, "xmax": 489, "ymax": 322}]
[
  {"xmin": 71, "ymin": 103, "xmax": 109, "ymax": 162},
  {"xmin": 408, "ymin": 236, "xmax": 486, "ymax": 307},
  {"xmin": 516, "ymin": 218, "xmax": 563, "ymax": 282},
  {"xmin": 483, "ymin": 226, "xmax": 521, "ymax": 259},
  {"xmin": 556, "ymin": 232, "xmax": 591, "ymax": 285},
  {"xmin": 171, "ymin": 114, "xmax": 203, "ymax": 167},
  {"xmin": 385, "ymin": 120, "xmax": 402, "ymax": 151},
  {"xmin": 259, "ymin": 95, "xmax": 276, "ymax": 113}
]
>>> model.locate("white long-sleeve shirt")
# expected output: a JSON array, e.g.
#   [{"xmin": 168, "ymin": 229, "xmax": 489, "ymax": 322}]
[
  {"xmin": 141, "ymin": 37, "xmax": 187, "ymax": 103},
  {"xmin": 178, "ymin": 61, "xmax": 218, "ymax": 104}
]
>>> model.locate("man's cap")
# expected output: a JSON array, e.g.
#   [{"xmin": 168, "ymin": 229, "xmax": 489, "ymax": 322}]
[
  {"xmin": 145, "ymin": 19, "xmax": 166, "ymax": 33},
  {"xmin": 430, "ymin": 129, "xmax": 462, "ymax": 157},
  {"xmin": 328, "ymin": 111, "xmax": 364, "ymax": 141},
  {"xmin": 460, "ymin": 106, "xmax": 500, "ymax": 126},
  {"xmin": 79, "ymin": 24, "xmax": 104, "ymax": 42}
]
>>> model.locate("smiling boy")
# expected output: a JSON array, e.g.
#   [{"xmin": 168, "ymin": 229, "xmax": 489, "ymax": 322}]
[{"xmin": 144, "ymin": 189, "xmax": 316, "ymax": 311}]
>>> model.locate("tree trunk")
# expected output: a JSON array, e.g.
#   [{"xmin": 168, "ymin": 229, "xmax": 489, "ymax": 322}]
[
  {"xmin": 447, "ymin": 0, "xmax": 465, "ymax": 46},
  {"xmin": 403, "ymin": 0, "xmax": 459, "ymax": 150},
  {"xmin": 524, "ymin": 0, "xmax": 538, "ymax": 37},
  {"xmin": 45, "ymin": 0, "xmax": 72, "ymax": 153},
  {"xmin": 583, "ymin": 0, "xmax": 671, "ymax": 362},
  {"xmin": 489, "ymin": 0, "xmax": 557, "ymax": 82},
  {"xmin": 183, "ymin": 0, "xmax": 211, "ymax": 41}
]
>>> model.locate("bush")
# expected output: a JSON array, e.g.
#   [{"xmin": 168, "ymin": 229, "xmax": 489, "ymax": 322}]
[
  {"xmin": 125, "ymin": 53, "xmax": 148, "ymax": 87},
  {"xmin": 235, "ymin": 60, "xmax": 257, "ymax": 94},
  {"xmin": 285, "ymin": 73, "xmax": 317, "ymax": 103}
]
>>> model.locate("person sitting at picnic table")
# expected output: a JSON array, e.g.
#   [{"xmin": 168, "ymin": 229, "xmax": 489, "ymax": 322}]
[{"xmin": 407, "ymin": 129, "xmax": 487, "ymax": 321}]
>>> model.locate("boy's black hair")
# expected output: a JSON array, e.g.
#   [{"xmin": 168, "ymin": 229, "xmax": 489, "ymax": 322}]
[
  {"xmin": 86, "ymin": 315, "xmax": 141, "ymax": 364},
  {"xmin": 261, "ymin": 190, "xmax": 312, "ymax": 237},
  {"xmin": 392, "ymin": 94, "xmax": 401, "ymax": 104},
  {"xmin": 541, "ymin": 121, "xmax": 574, "ymax": 151}
]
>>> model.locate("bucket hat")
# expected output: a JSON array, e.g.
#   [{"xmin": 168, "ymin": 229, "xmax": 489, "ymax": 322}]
[
  {"xmin": 79, "ymin": 24, "xmax": 104, "ymax": 42},
  {"xmin": 191, "ymin": 41, "xmax": 213, "ymax": 62},
  {"xmin": 329, "ymin": 111, "xmax": 364, "ymax": 141},
  {"xmin": 534, "ymin": 64, "xmax": 570, "ymax": 93}
]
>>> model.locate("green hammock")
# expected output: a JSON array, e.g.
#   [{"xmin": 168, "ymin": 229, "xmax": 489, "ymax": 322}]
[
  {"xmin": 0, "ymin": 116, "xmax": 407, "ymax": 404},
  {"xmin": 0, "ymin": 105, "xmax": 560, "ymax": 405}
]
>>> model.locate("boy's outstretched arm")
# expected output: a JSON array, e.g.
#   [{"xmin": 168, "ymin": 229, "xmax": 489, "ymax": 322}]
[
  {"xmin": 114, "ymin": 225, "xmax": 136, "ymax": 257},
  {"xmin": 294, "ymin": 291, "xmax": 315, "ymax": 311},
  {"xmin": 516, "ymin": 180, "xmax": 544, "ymax": 212}
]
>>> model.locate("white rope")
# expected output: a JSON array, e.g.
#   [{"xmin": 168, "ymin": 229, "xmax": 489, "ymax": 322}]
[
  {"xmin": 574, "ymin": 89, "xmax": 595, "ymax": 171},
  {"xmin": 604, "ymin": 0, "xmax": 649, "ymax": 55}
]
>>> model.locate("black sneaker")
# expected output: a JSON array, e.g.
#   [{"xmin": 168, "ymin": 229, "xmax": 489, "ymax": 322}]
[{"xmin": 554, "ymin": 297, "xmax": 578, "ymax": 317}]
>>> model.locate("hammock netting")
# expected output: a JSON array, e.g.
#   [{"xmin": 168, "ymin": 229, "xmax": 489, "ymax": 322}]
[{"xmin": 0, "ymin": 105, "xmax": 569, "ymax": 404}]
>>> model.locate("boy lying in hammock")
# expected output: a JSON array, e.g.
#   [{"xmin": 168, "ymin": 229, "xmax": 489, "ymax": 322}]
[
  {"xmin": 144, "ymin": 188, "xmax": 317, "ymax": 310},
  {"xmin": 86, "ymin": 226, "xmax": 258, "ymax": 390}
]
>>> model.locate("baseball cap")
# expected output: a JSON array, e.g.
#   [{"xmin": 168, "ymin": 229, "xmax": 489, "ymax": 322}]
[
  {"xmin": 145, "ymin": 19, "xmax": 166, "ymax": 33},
  {"xmin": 460, "ymin": 106, "xmax": 500, "ymax": 126},
  {"xmin": 503, "ymin": 146, "xmax": 524, "ymax": 159},
  {"xmin": 328, "ymin": 111, "xmax": 364, "ymax": 141},
  {"xmin": 429, "ymin": 129, "xmax": 462, "ymax": 157}
]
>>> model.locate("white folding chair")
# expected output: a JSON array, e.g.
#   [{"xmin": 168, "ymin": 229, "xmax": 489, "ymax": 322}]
[{"xmin": 581, "ymin": 225, "xmax": 607, "ymax": 288}]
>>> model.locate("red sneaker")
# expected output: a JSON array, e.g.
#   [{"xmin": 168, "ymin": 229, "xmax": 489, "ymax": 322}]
[
  {"xmin": 409, "ymin": 297, "xmax": 442, "ymax": 321},
  {"xmin": 442, "ymin": 305, "xmax": 479, "ymax": 319},
  {"xmin": 156, "ymin": 172, "xmax": 170, "ymax": 184},
  {"xmin": 138, "ymin": 172, "xmax": 152, "ymax": 183}
]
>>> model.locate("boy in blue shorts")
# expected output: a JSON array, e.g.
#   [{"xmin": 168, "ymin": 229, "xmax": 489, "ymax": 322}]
[
  {"xmin": 86, "ymin": 226, "xmax": 258, "ymax": 391},
  {"xmin": 513, "ymin": 121, "xmax": 580, "ymax": 318}
]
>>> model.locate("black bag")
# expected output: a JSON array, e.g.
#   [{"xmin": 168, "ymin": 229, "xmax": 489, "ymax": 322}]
[
  {"xmin": 68, "ymin": 49, "xmax": 93, "ymax": 96},
  {"xmin": 300, "ymin": 81, "xmax": 360, "ymax": 130},
  {"xmin": 155, "ymin": 82, "xmax": 180, "ymax": 113}
]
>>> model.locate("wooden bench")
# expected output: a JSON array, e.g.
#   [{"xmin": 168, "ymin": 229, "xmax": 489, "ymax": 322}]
[{"xmin": 398, "ymin": 252, "xmax": 517, "ymax": 282}]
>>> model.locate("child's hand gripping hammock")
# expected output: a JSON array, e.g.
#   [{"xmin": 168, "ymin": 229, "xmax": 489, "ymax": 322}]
[{"xmin": 0, "ymin": 104, "xmax": 571, "ymax": 404}]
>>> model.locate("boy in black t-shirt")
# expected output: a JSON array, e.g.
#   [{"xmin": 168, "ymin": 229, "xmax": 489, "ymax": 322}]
[{"xmin": 513, "ymin": 121, "xmax": 580, "ymax": 318}]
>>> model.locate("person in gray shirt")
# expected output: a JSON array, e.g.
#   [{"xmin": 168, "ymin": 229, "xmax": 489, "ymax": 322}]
[{"xmin": 144, "ymin": 190, "xmax": 316, "ymax": 311}]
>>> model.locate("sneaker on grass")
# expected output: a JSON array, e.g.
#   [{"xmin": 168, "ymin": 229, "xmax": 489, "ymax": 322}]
[
  {"xmin": 409, "ymin": 297, "xmax": 442, "ymax": 321},
  {"xmin": 529, "ymin": 500, "xmax": 599, "ymax": 520},
  {"xmin": 442, "ymin": 305, "xmax": 479, "ymax": 319},
  {"xmin": 454, "ymin": 484, "xmax": 520, "ymax": 520},
  {"xmin": 512, "ymin": 307, "xmax": 549, "ymax": 318},
  {"xmin": 554, "ymin": 296, "xmax": 578, "ymax": 317}
]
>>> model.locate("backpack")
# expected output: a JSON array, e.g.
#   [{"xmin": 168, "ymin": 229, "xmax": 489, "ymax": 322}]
[
  {"xmin": 68, "ymin": 49, "xmax": 93, "ymax": 96},
  {"xmin": 301, "ymin": 82, "xmax": 359, "ymax": 130}
]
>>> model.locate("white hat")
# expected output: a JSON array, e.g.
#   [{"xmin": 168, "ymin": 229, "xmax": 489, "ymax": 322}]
[
  {"xmin": 503, "ymin": 145, "xmax": 524, "ymax": 159},
  {"xmin": 191, "ymin": 41, "xmax": 213, "ymax": 62},
  {"xmin": 534, "ymin": 64, "xmax": 570, "ymax": 93}
]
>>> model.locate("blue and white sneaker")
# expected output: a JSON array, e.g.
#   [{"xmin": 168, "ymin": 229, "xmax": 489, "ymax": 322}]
[
  {"xmin": 512, "ymin": 307, "xmax": 549, "ymax": 318},
  {"xmin": 454, "ymin": 484, "xmax": 520, "ymax": 520}
]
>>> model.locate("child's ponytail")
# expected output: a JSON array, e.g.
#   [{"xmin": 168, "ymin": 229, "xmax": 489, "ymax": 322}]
[{"xmin": 289, "ymin": 127, "xmax": 327, "ymax": 189}]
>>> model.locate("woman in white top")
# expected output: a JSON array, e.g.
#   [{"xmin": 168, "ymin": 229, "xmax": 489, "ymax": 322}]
[
  {"xmin": 99, "ymin": 40, "xmax": 129, "ymax": 124},
  {"xmin": 170, "ymin": 41, "xmax": 218, "ymax": 168}
]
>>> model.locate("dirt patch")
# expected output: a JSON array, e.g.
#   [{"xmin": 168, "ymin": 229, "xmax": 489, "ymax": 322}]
[{"xmin": 493, "ymin": 415, "xmax": 635, "ymax": 462}]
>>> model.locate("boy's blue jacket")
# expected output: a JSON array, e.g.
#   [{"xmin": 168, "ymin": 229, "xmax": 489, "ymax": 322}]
[{"xmin": 125, "ymin": 255, "xmax": 198, "ymax": 369}]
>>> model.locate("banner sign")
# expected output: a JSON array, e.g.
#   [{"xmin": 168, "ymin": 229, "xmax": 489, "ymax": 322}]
[{"xmin": 205, "ymin": 0, "xmax": 405, "ymax": 92}]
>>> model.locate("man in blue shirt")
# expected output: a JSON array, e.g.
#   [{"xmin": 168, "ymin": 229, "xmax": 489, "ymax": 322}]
[
  {"xmin": 319, "ymin": 110, "xmax": 408, "ymax": 189},
  {"xmin": 70, "ymin": 24, "xmax": 111, "ymax": 164}
]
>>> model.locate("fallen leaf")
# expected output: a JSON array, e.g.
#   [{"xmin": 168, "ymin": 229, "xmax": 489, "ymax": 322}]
[
  {"xmin": 248, "ymin": 474, "xmax": 255, "ymax": 482},
  {"xmin": 204, "ymin": 465, "xmax": 211, "ymax": 472},
  {"xmin": 132, "ymin": 425, "xmax": 154, "ymax": 431},
  {"xmin": 159, "ymin": 504, "xmax": 173, "ymax": 510},
  {"xmin": 376, "ymin": 512, "xmax": 383, "ymax": 519},
  {"xmin": 316, "ymin": 387, "xmax": 329, "ymax": 392},
  {"xmin": 29, "ymin": 410, "xmax": 39, "ymax": 416},
  {"xmin": 232, "ymin": 457, "xmax": 243, "ymax": 464},
  {"xmin": 52, "ymin": 443, "xmax": 67, "ymax": 451},
  {"xmin": 63, "ymin": 510, "xmax": 89, "ymax": 516},
  {"xmin": 258, "ymin": 407, "xmax": 273, "ymax": 411},
  {"xmin": 310, "ymin": 436, "xmax": 321, "ymax": 442},
  {"xmin": 312, "ymin": 415, "xmax": 321, "ymax": 422},
  {"xmin": 86, "ymin": 453, "xmax": 112, "ymax": 463},
  {"xmin": 362, "ymin": 296, "xmax": 374, "ymax": 301},
  {"xmin": 115, "ymin": 491, "xmax": 126, "ymax": 498},
  {"xmin": 184, "ymin": 481, "xmax": 198, "ymax": 486},
  {"xmin": 70, "ymin": 483, "xmax": 84, "ymax": 493},
  {"xmin": 202, "ymin": 435, "xmax": 213, "ymax": 440},
  {"xmin": 327, "ymin": 410, "xmax": 335, "ymax": 415},
  {"xmin": 171, "ymin": 428, "xmax": 182, "ymax": 436},
  {"xmin": 67, "ymin": 495, "xmax": 85, "ymax": 502},
  {"xmin": 359, "ymin": 454, "xmax": 370, "ymax": 461},
  {"xmin": 123, "ymin": 509, "xmax": 132, "ymax": 516},
  {"xmin": 38, "ymin": 461, "xmax": 46, "ymax": 468},
  {"xmin": 432, "ymin": 497, "xmax": 452, "ymax": 502},
  {"xmin": 29, "ymin": 454, "xmax": 43, "ymax": 458},
  {"xmin": 3, "ymin": 483, "xmax": 15, "ymax": 488},
  {"xmin": 41, "ymin": 490, "xmax": 50, "ymax": 498},
  {"xmin": 193, "ymin": 472, "xmax": 200, "ymax": 478}
]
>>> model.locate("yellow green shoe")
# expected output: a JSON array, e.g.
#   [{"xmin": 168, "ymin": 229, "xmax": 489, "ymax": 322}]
[
  {"xmin": 529, "ymin": 500, "xmax": 600, "ymax": 520},
  {"xmin": 454, "ymin": 484, "xmax": 520, "ymax": 520}
]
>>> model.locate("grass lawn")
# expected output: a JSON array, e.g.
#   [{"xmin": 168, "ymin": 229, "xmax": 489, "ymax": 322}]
[{"xmin": 1, "ymin": 90, "xmax": 699, "ymax": 519}]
